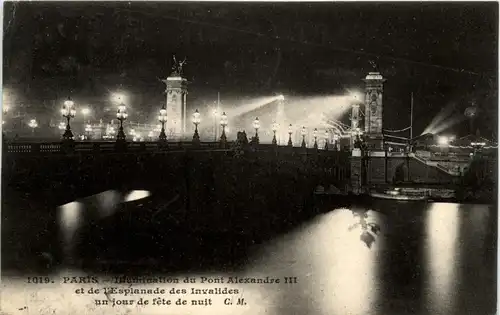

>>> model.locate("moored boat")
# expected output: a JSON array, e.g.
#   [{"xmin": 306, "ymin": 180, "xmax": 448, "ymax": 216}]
[{"xmin": 370, "ymin": 189, "xmax": 428, "ymax": 201}]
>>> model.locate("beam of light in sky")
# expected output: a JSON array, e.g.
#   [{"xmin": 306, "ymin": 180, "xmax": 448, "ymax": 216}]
[
  {"xmin": 195, "ymin": 94, "xmax": 353, "ymax": 143},
  {"xmin": 422, "ymin": 102, "xmax": 457, "ymax": 135},
  {"xmin": 344, "ymin": 88, "xmax": 364, "ymax": 103},
  {"xmin": 425, "ymin": 114, "xmax": 467, "ymax": 135},
  {"xmin": 282, "ymin": 95, "xmax": 353, "ymax": 130},
  {"xmin": 425, "ymin": 203, "xmax": 460, "ymax": 315},
  {"xmin": 124, "ymin": 190, "xmax": 151, "ymax": 202},
  {"xmin": 230, "ymin": 96, "xmax": 282, "ymax": 118}
]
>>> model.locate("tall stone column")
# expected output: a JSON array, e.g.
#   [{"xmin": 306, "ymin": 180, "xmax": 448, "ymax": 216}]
[
  {"xmin": 363, "ymin": 72, "xmax": 386, "ymax": 150},
  {"xmin": 363, "ymin": 72, "xmax": 387, "ymax": 184},
  {"xmin": 350, "ymin": 103, "xmax": 361, "ymax": 149},
  {"xmin": 350, "ymin": 148, "xmax": 363, "ymax": 194},
  {"xmin": 162, "ymin": 71, "xmax": 188, "ymax": 140}
]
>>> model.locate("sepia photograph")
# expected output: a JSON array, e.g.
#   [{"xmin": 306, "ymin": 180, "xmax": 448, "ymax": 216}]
[{"xmin": 1, "ymin": 1, "xmax": 498, "ymax": 314}]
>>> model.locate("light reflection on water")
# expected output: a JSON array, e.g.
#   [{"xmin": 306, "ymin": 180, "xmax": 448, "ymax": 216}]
[
  {"xmin": 424, "ymin": 203, "xmax": 461, "ymax": 315},
  {"xmin": 246, "ymin": 208, "xmax": 387, "ymax": 315},
  {"xmin": 4, "ymin": 198, "xmax": 496, "ymax": 315},
  {"xmin": 57, "ymin": 190, "xmax": 151, "ymax": 264}
]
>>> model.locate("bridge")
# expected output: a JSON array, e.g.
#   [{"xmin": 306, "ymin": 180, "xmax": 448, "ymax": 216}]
[
  {"xmin": 2, "ymin": 69, "xmax": 494, "ymax": 210},
  {"xmin": 3, "ymin": 136, "xmax": 470, "ymax": 204}
]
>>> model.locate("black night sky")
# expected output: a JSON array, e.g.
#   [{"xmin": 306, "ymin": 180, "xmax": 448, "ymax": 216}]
[{"xmin": 3, "ymin": 1, "xmax": 498, "ymax": 138}]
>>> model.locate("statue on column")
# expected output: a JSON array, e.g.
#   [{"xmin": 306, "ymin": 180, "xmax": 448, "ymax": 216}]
[{"xmin": 171, "ymin": 55, "xmax": 187, "ymax": 76}]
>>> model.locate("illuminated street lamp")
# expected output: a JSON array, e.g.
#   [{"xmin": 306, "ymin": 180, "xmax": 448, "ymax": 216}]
[
  {"xmin": 324, "ymin": 130, "xmax": 329, "ymax": 150},
  {"xmin": 313, "ymin": 128, "xmax": 318, "ymax": 149},
  {"xmin": 158, "ymin": 107, "xmax": 167, "ymax": 142},
  {"xmin": 28, "ymin": 119, "xmax": 38, "ymax": 135},
  {"xmin": 301, "ymin": 126, "xmax": 307, "ymax": 148},
  {"xmin": 116, "ymin": 102, "xmax": 128, "ymax": 142},
  {"xmin": 58, "ymin": 122, "xmax": 66, "ymax": 131},
  {"xmin": 212, "ymin": 108, "xmax": 219, "ymax": 142},
  {"xmin": 220, "ymin": 111, "xmax": 228, "ymax": 145},
  {"xmin": 192, "ymin": 109, "xmax": 201, "ymax": 143},
  {"xmin": 148, "ymin": 130, "xmax": 154, "ymax": 140},
  {"xmin": 61, "ymin": 97, "xmax": 76, "ymax": 141},
  {"xmin": 288, "ymin": 124, "xmax": 293, "ymax": 147},
  {"xmin": 272, "ymin": 121, "xmax": 279, "ymax": 145},
  {"xmin": 253, "ymin": 117, "xmax": 260, "ymax": 144}
]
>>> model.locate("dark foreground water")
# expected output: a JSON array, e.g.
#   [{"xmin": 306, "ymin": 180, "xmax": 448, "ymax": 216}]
[{"xmin": 2, "ymin": 188, "xmax": 497, "ymax": 315}]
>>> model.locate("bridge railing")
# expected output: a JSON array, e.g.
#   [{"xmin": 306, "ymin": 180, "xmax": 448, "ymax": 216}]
[{"xmin": 4, "ymin": 140, "xmax": 350, "ymax": 157}]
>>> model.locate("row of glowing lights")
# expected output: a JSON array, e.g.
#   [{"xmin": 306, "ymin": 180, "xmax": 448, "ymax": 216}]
[
  {"xmin": 20, "ymin": 96, "xmax": 345, "ymax": 141},
  {"xmin": 18, "ymin": 104, "xmax": 458, "ymax": 147},
  {"xmin": 437, "ymin": 135, "xmax": 487, "ymax": 149},
  {"xmin": 5, "ymin": 92, "xmax": 280, "ymax": 127},
  {"xmin": 93, "ymin": 113, "xmax": 341, "ymax": 142}
]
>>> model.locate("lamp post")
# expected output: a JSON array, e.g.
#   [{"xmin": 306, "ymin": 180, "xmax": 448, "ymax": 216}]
[
  {"xmin": 192, "ymin": 109, "xmax": 201, "ymax": 144},
  {"xmin": 253, "ymin": 117, "xmax": 260, "ymax": 144},
  {"xmin": 61, "ymin": 97, "xmax": 76, "ymax": 141},
  {"xmin": 301, "ymin": 126, "xmax": 307, "ymax": 148},
  {"xmin": 116, "ymin": 102, "xmax": 128, "ymax": 142},
  {"xmin": 272, "ymin": 121, "xmax": 278, "ymax": 145},
  {"xmin": 288, "ymin": 124, "xmax": 293, "ymax": 147},
  {"xmin": 313, "ymin": 128, "xmax": 318, "ymax": 149},
  {"xmin": 324, "ymin": 130, "xmax": 329, "ymax": 150},
  {"xmin": 220, "ymin": 111, "xmax": 228, "ymax": 146},
  {"xmin": 158, "ymin": 107, "xmax": 167, "ymax": 142},
  {"xmin": 28, "ymin": 119, "xmax": 38, "ymax": 135},
  {"xmin": 212, "ymin": 108, "xmax": 218, "ymax": 142}
]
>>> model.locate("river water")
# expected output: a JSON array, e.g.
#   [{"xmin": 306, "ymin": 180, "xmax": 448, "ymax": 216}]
[{"xmin": 1, "ymin": 190, "xmax": 497, "ymax": 315}]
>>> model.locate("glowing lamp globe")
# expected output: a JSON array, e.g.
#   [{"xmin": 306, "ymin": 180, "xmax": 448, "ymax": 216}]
[
  {"xmin": 253, "ymin": 117, "xmax": 260, "ymax": 130},
  {"xmin": 272, "ymin": 122, "xmax": 279, "ymax": 132},
  {"xmin": 301, "ymin": 126, "xmax": 307, "ymax": 136},
  {"xmin": 192, "ymin": 109, "xmax": 201, "ymax": 124},
  {"xmin": 220, "ymin": 112, "xmax": 228, "ymax": 126},
  {"xmin": 64, "ymin": 99, "xmax": 74, "ymax": 108}
]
